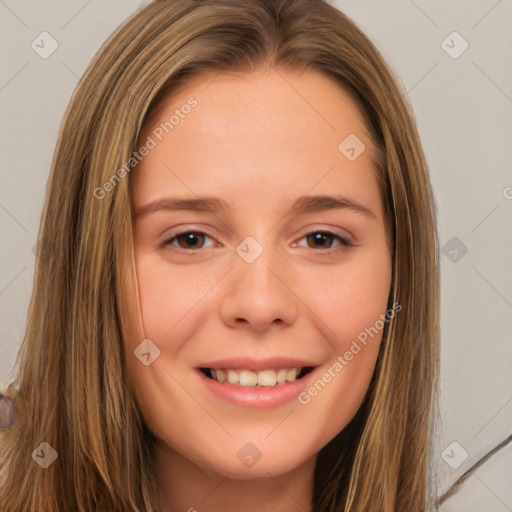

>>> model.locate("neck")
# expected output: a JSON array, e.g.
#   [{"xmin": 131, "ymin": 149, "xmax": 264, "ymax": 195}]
[{"xmin": 154, "ymin": 440, "xmax": 316, "ymax": 512}]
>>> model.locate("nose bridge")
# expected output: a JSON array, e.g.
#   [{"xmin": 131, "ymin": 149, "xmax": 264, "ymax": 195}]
[
  {"xmin": 234, "ymin": 235, "xmax": 283, "ymax": 298},
  {"xmin": 219, "ymin": 235, "xmax": 298, "ymax": 330}
]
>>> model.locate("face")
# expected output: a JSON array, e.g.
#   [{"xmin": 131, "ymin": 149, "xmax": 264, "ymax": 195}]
[{"xmin": 123, "ymin": 66, "xmax": 392, "ymax": 480}]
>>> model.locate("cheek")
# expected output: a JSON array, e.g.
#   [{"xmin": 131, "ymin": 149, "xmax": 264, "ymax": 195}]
[
  {"xmin": 123, "ymin": 253, "xmax": 213, "ymax": 435},
  {"xmin": 301, "ymin": 253, "xmax": 392, "ymax": 345},
  {"xmin": 134, "ymin": 253, "xmax": 217, "ymax": 346},
  {"xmin": 295, "ymin": 253, "xmax": 391, "ymax": 424}
]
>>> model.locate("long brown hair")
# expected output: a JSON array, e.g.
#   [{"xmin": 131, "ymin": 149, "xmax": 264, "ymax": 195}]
[{"xmin": 0, "ymin": 1, "xmax": 440, "ymax": 510}]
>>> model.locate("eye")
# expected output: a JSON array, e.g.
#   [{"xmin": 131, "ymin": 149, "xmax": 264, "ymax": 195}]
[
  {"xmin": 163, "ymin": 231, "xmax": 215, "ymax": 251},
  {"xmin": 161, "ymin": 229, "xmax": 353, "ymax": 253},
  {"xmin": 296, "ymin": 230, "xmax": 353, "ymax": 251}
]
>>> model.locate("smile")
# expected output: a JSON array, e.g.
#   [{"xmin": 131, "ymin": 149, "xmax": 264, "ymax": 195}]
[{"xmin": 200, "ymin": 367, "xmax": 314, "ymax": 387}]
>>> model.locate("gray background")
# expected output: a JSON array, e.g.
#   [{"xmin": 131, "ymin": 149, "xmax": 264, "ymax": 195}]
[{"xmin": 1, "ymin": 1, "xmax": 511, "ymax": 510}]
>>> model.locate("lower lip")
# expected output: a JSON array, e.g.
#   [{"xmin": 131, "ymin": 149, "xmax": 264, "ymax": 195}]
[{"xmin": 196, "ymin": 368, "xmax": 317, "ymax": 410}]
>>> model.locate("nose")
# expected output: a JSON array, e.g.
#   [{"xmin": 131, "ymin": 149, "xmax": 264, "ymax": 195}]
[{"xmin": 219, "ymin": 246, "xmax": 299, "ymax": 332}]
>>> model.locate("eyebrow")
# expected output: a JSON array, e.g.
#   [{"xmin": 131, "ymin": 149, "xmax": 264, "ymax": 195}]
[{"xmin": 134, "ymin": 194, "xmax": 377, "ymax": 220}]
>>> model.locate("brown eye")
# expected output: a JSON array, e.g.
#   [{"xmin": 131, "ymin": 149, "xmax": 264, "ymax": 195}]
[
  {"xmin": 298, "ymin": 230, "xmax": 353, "ymax": 251},
  {"xmin": 306, "ymin": 232, "xmax": 336, "ymax": 249},
  {"xmin": 165, "ymin": 231, "xmax": 214, "ymax": 250}
]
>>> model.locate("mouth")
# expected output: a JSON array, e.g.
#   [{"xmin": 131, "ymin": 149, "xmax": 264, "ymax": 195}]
[{"xmin": 198, "ymin": 366, "xmax": 315, "ymax": 388}]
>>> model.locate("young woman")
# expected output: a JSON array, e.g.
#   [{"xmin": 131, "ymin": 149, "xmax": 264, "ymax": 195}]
[{"xmin": 0, "ymin": 0, "xmax": 441, "ymax": 510}]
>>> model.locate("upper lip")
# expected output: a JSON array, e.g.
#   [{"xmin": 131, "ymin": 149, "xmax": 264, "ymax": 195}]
[{"xmin": 197, "ymin": 357, "xmax": 319, "ymax": 371}]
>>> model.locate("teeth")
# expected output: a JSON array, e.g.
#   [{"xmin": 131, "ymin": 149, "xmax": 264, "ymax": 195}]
[
  {"xmin": 227, "ymin": 369, "xmax": 239, "ymax": 385},
  {"xmin": 258, "ymin": 370, "xmax": 276, "ymax": 387},
  {"xmin": 286, "ymin": 368, "xmax": 298, "ymax": 382},
  {"xmin": 276, "ymin": 368, "xmax": 288, "ymax": 385},
  {"xmin": 209, "ymin": 368, "xmax": 303, "ymax": 387},
  {"xmin": 239, "ymin": 370, "xmax": 258, "ymax": 387}
]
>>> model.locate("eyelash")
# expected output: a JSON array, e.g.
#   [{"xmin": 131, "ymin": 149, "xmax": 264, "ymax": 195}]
[{"xmin": 161, "ymin": 229, "xmax": 354, "ymax": 253}]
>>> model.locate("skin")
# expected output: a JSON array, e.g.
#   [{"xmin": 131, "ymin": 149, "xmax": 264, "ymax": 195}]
[{"xmin": 123, "ymin": 66, "xmax": 392, "ymax": 512}]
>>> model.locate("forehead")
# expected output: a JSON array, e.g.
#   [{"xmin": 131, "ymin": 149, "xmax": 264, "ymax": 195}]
[
  {"xmin": 133, "ymin": 66, "xmax": 380, "ymax": 217},
  {"xmin": 144, "ymin": 67, "xmax": 370, "ymax": 143}
]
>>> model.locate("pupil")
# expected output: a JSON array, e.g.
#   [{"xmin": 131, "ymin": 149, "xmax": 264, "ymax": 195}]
[
  {"xmin": 309, "ymin": 232, "xmax": 331, "ymax": 248},
  {"xmin": 180, "ymin": 232, "xmax": 203, "ymax": 248},
  {"xmin": 177, "ymin": 232, "xmax": 333, "ymax": 249}
]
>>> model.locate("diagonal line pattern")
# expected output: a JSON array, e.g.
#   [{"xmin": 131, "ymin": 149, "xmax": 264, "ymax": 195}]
[
  {"xmin": 272, "ymin": 66, "xmax": 336, "ymax": 130},
  {"xmin": 471, "ymin": 396, "xmax": 512, "ymax": 439},
  {"xmin": 162, "ymin": 368, "xmax": 234, "ymax": 438},
  {"xmin": 61, "ymin": 0, "xmax": 93, "ymax": 29},
  {"xmin": 471, "ymin": 265, "xmax": 512, "ymax": 310},
  {"xmin": 162, "ymin": 267, "xmax": 234, "ymax": 337},
  {"xmin": 265, "ymin": 470, "xmax": 310, "ymax": 511},
  {"xmin": 265, "ymin": 409, "xmax": 294, "ymax": 438},
  {"xmin": 0, "ymin": 0, "xmax": 29, "ymax": 28},
  {"xmin": 472, "ymin": 61, "xmax": 512, "ymax": 103},
  {"xmin": 408, "ymin": 0, "xmax": 439, "ymax": 28},
  {"xmin": 470, "ymin": 204, "xmax": 499, "ymax": 233},
  {"xmin": 472, "ymin": 0, "xmax": 503, "ymax": 30},
  {"xmin": 265, "ymin": 265, "xmax": 338, "ymax": 338},
  {"xmin": 199, "ymin": 69, "xmax": 224, "ymax": 93},
  {"xmin": 61, "ymin": 60, "xmax": 135, "ymax": 135},
  {"xmin": 163, "ymin": 164, "xmax": 234, "ymax": 235},
  {"xmin": 265, "ymin": 164, "xmax": 337, "ymax": 235},
  {"xmin": 474, "ymin": 473, "xmax": 512, "ymax": 511},
  {"xmin": 7, "ymin": 3, "xmax": 500, "ymax": 506},
  {"xmin": 407, "ymin": 62, "xmax": 439, "ymax": 94},
  {"xmin": 0, "ymin": 266, "xmax": 28, "ymax": 296},
  {"xmin": 0, "ymin": 202, "xmax": 29, "ymax": 233},
  {"xmin": 199, "ymin": 471, "xmax": 234, "ymax": 504},
  {"xmin": 0, "ymin": 62, "xmax": 29, "ymax": 93}
]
